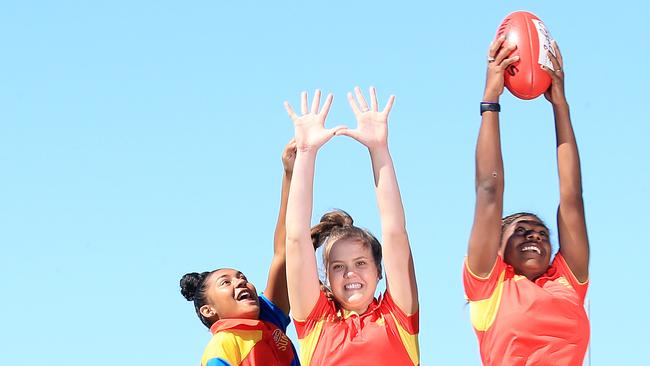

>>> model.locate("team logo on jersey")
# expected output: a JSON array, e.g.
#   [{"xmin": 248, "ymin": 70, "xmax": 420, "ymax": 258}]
[
  {"xmin": 272, "ymin": 329, "xmax": 289, "ymax": 351},
  {"xmin": 557, "ymin": 276, "xmax": 574, "ymax": 290}
]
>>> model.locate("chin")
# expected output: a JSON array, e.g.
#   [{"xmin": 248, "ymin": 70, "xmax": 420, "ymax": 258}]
[
  {"xmin": 343, "ymin": 295, "xmax": 372, "ymax": 310},
  {"xmin": 240, "ymin": 308, "xmax": 260, "ymax": 320}
]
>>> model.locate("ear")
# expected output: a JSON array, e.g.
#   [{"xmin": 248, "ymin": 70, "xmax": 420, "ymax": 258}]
[{"xmin": 199, "ymin": 304, "xmax": 217, "ymax": 319}]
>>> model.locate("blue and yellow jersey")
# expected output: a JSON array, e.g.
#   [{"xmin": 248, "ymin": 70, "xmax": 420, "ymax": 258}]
[
  {"xmin": 294, "ymin": 290, "xmax": 419, "ymax": 366},
  {"xmin": 201, "ymin": 294, "xmax": 299, "ymax": 366}
]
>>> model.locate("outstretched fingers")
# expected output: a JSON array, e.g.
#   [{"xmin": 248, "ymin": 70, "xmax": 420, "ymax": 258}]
[
  {"xmin": 382, "ymin": 95, "xmax": 395, "ymax": 115},
  {"xmin": 347, "ymin": 91, "xmax": 361, "ymax": 115},
  {"xmin": 310, "ymin": 89, "xmax": 321, "ymax": 114},
  {"xmin": 354, "ymin": 86, "xmax": 369, "ymax": 112},
  {"xmin": 284, "ymin": 101, "xmax": 298, "ymax": 121},
  {"xmin": 369, "ymin": 86, "xmax": 378, "ymax": 112},
  {"xmin": 320, "ymin": 93, "xmax": 334, "ymax": 120},
  {"xmin": 301, "ymin": 91, "xmax": 309, "ymax": 115}
]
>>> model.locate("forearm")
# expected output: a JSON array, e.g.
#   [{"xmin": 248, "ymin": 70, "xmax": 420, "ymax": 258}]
[
  {"xmin": 285, "ymin": 149, "xmax": 322, "ymax": 319},
  {"xmin": 554, "ymin": 102, "xmax": 583, "ymax": 200},
  {"xmin": 369, "ymin": 146, "xmax": 406, "ymax": 234},
  {"xmin": 370, "ymin": 145, "xmax": 418, "ymax": 313},
  {"xmin": 553, "ymin": 102, "xmax": 589, "ymax": 280},
  {"xmin": 286, "ymin": 151, "xmax": 316, "ymax": 243},
  {"xmin": 467, "ymin": 109, "xmax": 505, "ymax": 276},
  {"xmin": 475, "ymin": 111, "xmax": 504, "ymax": 195},
  {"xmin": 273, "ymin": 171, "xmax": 292, "ymax": 255}
]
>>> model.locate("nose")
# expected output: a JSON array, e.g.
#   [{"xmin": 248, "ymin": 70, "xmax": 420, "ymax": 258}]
[
  {"xmin": 234, "ymin": 277, "xmax": 247, "ymax": 288},
  {"xmin": 343, "ymin": 270, "xmax": 355, "ymax": 279},
  {"xmin": 526, "ymin": 230, "xmax": 541, "ymax": 241}
]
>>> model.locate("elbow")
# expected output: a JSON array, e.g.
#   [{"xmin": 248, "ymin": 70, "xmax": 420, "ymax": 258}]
[
  {"xmin": 560, "ymin": 191, "xmax": 584, "ymax": 210},
  {"xmin": 382, "ymin": 227, "xmax": 408, "ymax": 241},
  {"xmin": 475, "ymin": 175, "xmax": 502, "ymax": 201},
  {"xmin": 285, "ymin": 235, "xmax": 304, "ymax": 252}
]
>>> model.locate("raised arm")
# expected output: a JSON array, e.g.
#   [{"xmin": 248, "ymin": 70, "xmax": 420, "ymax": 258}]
[
  {"xmin": 337, "ymin": 86, "xmax": 417, "ymax": 314},
  {"xmin": 543, "ymin": 42, "xmax": 589, "ymax": 282},
  {"xmin": 263, "ymin": 139, "xmax": 296, "ymax": 315},
  {"xmin": 467, "ymin": 37, "xmax": 519, "ymax": 277},
  {"xmin": 284, "ymin": 90, "xmax": 344, "ymax": 320}
]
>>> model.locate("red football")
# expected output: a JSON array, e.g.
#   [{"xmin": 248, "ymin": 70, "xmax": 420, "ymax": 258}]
[{"xmin": 495, "ymin": 11, "xmax": 556, "ymax": 100}]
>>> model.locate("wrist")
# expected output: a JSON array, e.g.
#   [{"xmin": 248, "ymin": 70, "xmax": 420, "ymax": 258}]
[
  {"xmin": 551, "ymin": 100, "xmax": 569, "ymax": 110},
  {"xmin": 482, "ymin": 90, "xmax": 501, "ymax": 103},
  {"xmin": 368, "ymin": 144, "xmax": 390, "ymax": 157},
  {"xmin": 296, "ymin": 146, "xmax": 319, "ymax": 158},
  {"xmin": 480, "ymin": 101, "xmax": 501, "ymax": 115},
  {"xmin": 283, "ymin": 169, "xmax": 293, "ymax": 178}
]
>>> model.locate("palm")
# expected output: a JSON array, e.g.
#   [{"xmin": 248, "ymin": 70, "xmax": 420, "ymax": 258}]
[
  {"xmin": 354, "ymin": 112, "xmax": 388, "ymax": 148},
  {"xmin": 339, "ymin": 87, "xmax": 394, "ymax": 150},
  {"xmin": 284, "ymin": 90, "xmax": 341, "ymax": 152},
  {"xmin": 293, "ymin": 113, "xmax": 335, "ymax": 150}
]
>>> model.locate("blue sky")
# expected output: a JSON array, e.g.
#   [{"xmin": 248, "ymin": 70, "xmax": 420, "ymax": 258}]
[{"xmin": 1, "ymin": 1, "xmax": 648, "ymax": 365}]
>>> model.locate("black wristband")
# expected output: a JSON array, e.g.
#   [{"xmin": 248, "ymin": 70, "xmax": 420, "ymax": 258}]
[{"xmin": 480, "ymin": 102, "xmax": 501, "ymax": 115}]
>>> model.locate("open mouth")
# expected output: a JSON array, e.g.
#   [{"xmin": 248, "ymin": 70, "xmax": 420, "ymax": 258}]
[
  {"xmin": 236, "ymin": 290, "xmax": 255, "ymax": 302},
  {"xmin": 520, "ymin": 245, "xmax": 542, "ymax": 255},
  {"xmin": 344, "ymin": 282, "xmax": 363, "ymax": 291}
]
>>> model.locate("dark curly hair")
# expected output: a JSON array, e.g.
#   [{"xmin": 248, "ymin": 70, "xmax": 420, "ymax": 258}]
[
  {"xmin": 179, "ymin": 270, "xmax": 219, "ymax": 328},
  {"xmin": 500, "ymin": 212, "xmax": 549, "ymax": 241}
]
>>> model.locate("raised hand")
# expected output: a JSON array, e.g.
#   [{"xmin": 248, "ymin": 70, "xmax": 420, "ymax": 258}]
[
  {"xmin": 484, "ymin": 36, "xmax": 519, "ymax": 102},
  {"xmin": 281, "ymin": 138, "xmax": 297, "ymax": 175},
  {"xmin": 336, "ymin": 86, "xmax": 395, "ymax": 151},
  {"xmin": 542, "ymin": 40, "xmax": 567, "ymax": 106},
  {"xmin": 284, "ymin": 90, "xmax": 343, "ymax": 153}
]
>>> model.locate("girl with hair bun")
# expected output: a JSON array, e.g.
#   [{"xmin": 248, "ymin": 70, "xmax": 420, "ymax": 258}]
[
  {"xmin": 179, "ymin": 140, "xmax": 300, "ymax": 366},
  {"xmin": 284, "ymin": 88, "xmax": 419, "ymax": 366},
  {"xmin": 464, "ymin": 37, "xmax": 590, "ymax": 365}
]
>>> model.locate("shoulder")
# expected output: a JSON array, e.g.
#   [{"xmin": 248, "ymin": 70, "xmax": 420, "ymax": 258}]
[
  {"xmin": 259, "ymin": 293, "xmax": 291, "ymax": 331},
  {"xmin": 380, "ymin": 290, "xmax": 419, "ymax": 333},
  {"xmin": 202, "ymin": 331, "xmax": 240, "ymax": 366}
]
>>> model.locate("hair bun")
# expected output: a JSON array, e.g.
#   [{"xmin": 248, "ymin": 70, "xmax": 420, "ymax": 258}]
[
  {"xmin": 180, "ymin": 272, "xmax": 204, "ymax": 301},
  {"xmin": 311, "ymin": 210, "xmax": 354, "ymax": 249},
  {"xmin": 320, "ymin": 210, "xmax": 353, "ymax": 227}
]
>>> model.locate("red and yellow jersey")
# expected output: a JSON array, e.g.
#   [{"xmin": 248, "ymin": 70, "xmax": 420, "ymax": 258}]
[
  {"xmin": 294, "ymin": 290, "xmax": 419, "ymax": 366},
  {"xmin": 201, "ymin": 295, "xmax": 299, "ymax": 366},
  {"xmin": 463, "ymin": 253, "xmax": 590, "ymax": 366}
]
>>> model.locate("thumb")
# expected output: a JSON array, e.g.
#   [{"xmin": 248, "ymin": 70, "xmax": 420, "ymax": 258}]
[{"xmin": 334, "ymin": 127, "xmax": 361, "ymax": 141}]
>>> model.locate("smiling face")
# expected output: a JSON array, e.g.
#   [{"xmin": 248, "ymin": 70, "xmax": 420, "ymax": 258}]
[
  {"xmin": 500, "ymin": 216, "xmax": 552, "ymax": 281},
  {"xmin": 199, "ymin": 268, "xmax": 260, "ymax": 322},
  {"xmin": 326, "ymin": 238, "xmax": 380, "ymax": 314}
]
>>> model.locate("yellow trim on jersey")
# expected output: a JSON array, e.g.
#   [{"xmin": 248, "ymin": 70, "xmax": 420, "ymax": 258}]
[
  {"xmin": 298, "ymin": 319, "xmax": 325, "ymax": 366},
  {"xmin": 469, "ymin": 269, "xmax": 506, "ymax": 332},
  {"xmin": 202, "ymin": 330, "xmax": 262, "ymax": 366},
  {"xmin": 392, "ymin": 313, "xmax": 420, "ymax": 365},
  {"xmin": 464, "ymin": 257, "xmax": 499, "ymax": 280}
]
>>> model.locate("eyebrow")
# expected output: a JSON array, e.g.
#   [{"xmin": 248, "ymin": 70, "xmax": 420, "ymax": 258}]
[
  {"xmin": 330, "ymin": 256, "xmax": 370, "ymax": 264},
  {"xmin": 215, "ymin": 271, "xmax": 244, "ymax": 281},
  {"xmin": 516, "ymin": 220, "xmax": 548, "ymax": 230}
]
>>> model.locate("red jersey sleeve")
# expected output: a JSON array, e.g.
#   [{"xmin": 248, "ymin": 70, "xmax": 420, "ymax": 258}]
[
  {"xmin": 551, "ymin": 252, "xmax": 589, "ymax": 302},
  {"xmin": 293, "ymin": 290, "xmax": 334, "ymax": 339},
  {"xmin": 463, "ymin": 256, "xmax": 506, "ymax": 301},
  {"xmin": 381, "ymin": 290, "xmax": 419, "ymax": 334}
]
